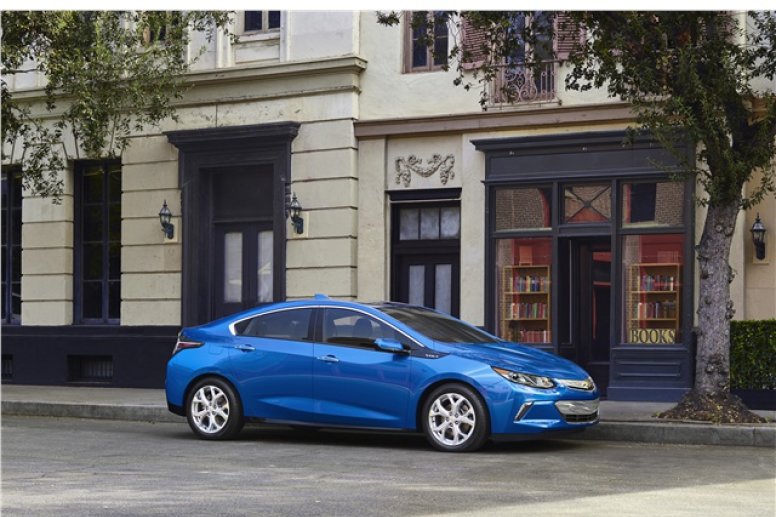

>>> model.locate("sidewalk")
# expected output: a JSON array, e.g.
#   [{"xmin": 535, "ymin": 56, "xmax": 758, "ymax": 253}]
[{"xmin": 2, "ymin": 384, "xmax": 774, "ymax": 448}]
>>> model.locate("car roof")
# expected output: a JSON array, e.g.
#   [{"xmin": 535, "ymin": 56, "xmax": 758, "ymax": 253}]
[
  {"xmin": 203, "ymin": 297, "xmax": 411, "ymax": 324},
  {"xmin": 250, "ymin": 296, "xmax": 413, "ymax": 311},
  {"xmin": 190, "ymin": 296, "xmax": 446, "ymax": 337}
]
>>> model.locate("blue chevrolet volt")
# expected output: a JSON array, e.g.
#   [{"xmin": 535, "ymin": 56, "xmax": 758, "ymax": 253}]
[{"xmin": 165, "ymin": 296, "xmax": 599, "ymax": 452}]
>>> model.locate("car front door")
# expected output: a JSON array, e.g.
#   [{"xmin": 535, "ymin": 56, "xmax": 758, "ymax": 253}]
[
  {"xmin": 313, "ymin": 308, "xmax": 413, "ymax": 429},
  {"xmin": 228, "ymin": 308, "xmax": 315, "ymax": 422}
]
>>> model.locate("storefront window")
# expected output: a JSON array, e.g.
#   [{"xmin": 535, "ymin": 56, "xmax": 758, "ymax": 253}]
[
  {"xmin": 496, "ymin": 237, "xmax": 552, "ymax": 343},
  {"xmin": 622, "ymin": 181, "xmax": 685, "ymax": 227},
  {"xmin": 622, "ymin": 234, "xmax": 684, "ymax": 344},
  {"xmin": 563, "ymin": 183, "xmax": 611, "ymax": 223},
  {"xmin": 495, "ymin": 187, "xmax": 552, "ymax": 231}
]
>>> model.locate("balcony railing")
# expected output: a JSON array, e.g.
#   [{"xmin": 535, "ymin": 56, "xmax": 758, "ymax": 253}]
[{"xmin": 488, "ymin": 61, "xmax": 556, "ymax": 105}]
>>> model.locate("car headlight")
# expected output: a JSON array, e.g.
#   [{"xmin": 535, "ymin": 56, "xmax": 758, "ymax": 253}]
[
  {"xmin": 558, "ymin": 377, "xmax": 596, "ymax": 391},
  {"xmin": 492, "ymin": 367, "xmax": 555, "ymax": 389}
]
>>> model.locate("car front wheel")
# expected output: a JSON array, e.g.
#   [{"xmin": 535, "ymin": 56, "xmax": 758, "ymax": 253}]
[
  {"xmin": 422, "ymin": 383, "xmax": 489, "ymax": 452},
  {"xmin": 186, "ymin": 377, "xmax": 244, "ymax": 440}
]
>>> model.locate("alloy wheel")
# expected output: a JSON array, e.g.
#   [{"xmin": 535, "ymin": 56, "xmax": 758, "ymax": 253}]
[
  {"xmin": 428, "ymin": 392, "xmax": 477, "ymax": 447},
  {"xmin": 190, "ymin": 385, "xmax": 230, "ymax": 435}
]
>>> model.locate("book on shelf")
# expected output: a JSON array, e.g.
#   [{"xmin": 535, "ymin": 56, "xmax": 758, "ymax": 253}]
[
  {"xmin": 634, "ymin": 300, "xmax": 677, "ymax": 319},
  {"xmin": 516, "ymin": 329, "xmax": 550, "ymax": 343},
  {"xmin": 512, "ymin": 274, "xmax": 549, "ymax": 293},
  {"xmin": 638, "ymin": 273, "xmax": 676, "ymax": 292},
  {"xmin": 509, "ymin": 302, "xmax": 548, "ymax": 319}
]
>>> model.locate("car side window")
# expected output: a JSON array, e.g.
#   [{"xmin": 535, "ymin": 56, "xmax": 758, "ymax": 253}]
[
  {"xmin": 322, "ymin": 308, "xmax": 412, "ymax": 350},
  {"xmin": 234, "ymin": 308, "xmax": 314, "ymax": 341}
]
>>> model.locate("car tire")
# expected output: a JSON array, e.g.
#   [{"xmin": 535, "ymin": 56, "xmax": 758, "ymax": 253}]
[
  {"xmin": 421, "ymin": 383, "xmax": 489, "ymax": 452},
  {"xmin": 186, "ymin": 377, "xmax": 244, "ymax": 440}
]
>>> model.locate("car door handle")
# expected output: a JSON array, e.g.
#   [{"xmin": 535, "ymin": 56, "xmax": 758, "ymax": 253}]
[
  {"xmin": 317, "ymin": 355, "xmax": 339, "ymax": 363},
  {"xmin": 234, "ymin": 344, "xmax": 255, "ymax": 352}
]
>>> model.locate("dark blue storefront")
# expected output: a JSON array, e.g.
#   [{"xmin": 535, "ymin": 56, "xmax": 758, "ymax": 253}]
[{"xmin": 475, "ymin": 131, "xmax": 696, "ymax": 401}]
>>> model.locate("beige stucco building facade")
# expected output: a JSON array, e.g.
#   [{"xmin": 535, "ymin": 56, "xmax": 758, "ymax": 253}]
[{"xmin": 2, "ymin": 11, "xmax": 774, "ymax": 397}]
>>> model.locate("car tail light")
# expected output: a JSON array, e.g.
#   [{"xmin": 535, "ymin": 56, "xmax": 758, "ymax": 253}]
[{"xmin": 172, "ymin": 335, "xmax": 203, "ymax": 355}]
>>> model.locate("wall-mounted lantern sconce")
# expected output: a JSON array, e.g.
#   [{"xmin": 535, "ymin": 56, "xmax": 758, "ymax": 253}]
[
  {"xmin": 751, "ymin": 213, "xmax": 766, "ymax": 260},
  {"xmin": 287, "ymin": 192, "xmax": 304, "ymax": 235},
  {"xmin": 159, "ymin": 200, "xmax": 175, "ymax": 239}
]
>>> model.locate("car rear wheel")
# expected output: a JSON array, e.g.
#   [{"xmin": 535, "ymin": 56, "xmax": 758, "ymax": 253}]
[
  {"xmin": 186, "ymin": 377, "xmax": 244, "ymax": 440},
  {"xmin": 422, "ymin": 383, "xmax": 489, "ymax": 452}
]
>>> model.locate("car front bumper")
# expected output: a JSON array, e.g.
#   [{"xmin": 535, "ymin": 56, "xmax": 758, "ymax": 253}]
[{"xmin": 490, "ymin": 388, "xmax": 600, "ymax": 436}]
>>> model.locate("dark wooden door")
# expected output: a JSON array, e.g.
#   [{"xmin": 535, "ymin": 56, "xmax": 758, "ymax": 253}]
[
  {"xmin": 558, "ymin": 237, "xmax": 612, "ymax": 395},
  {"xmin": 577, "ymin": 239, "xmax": 612, "ymax": 395},
  {"xmin": 391, "ymin": 202, "xmax": 461, "ymax": 317},
  {"xmin": 209, "ymin": 166, "xmax": 275, "ymax": 320}
]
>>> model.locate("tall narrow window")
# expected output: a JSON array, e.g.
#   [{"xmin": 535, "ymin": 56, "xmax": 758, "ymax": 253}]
[
  {"xmin": 405, "ymin": 11, "xmax": 449, "ymax": 73},
  {"xmin": 257, "ymin": 230, "xmax": 273, "ymax": 303},
  {"xmin": 1, "ymin": 170, "xmax": 23, "ymax": 324},
  {"xmin": 75, "ymin": 162, "xmax": 121, "ymax": 324},
  {"xmin": 622, "ymin": 234, "xmax": 684, "ymax": 345},
  {"xmin": 496, "ymin": 237, "xmax": 552, "ymax": 344}
]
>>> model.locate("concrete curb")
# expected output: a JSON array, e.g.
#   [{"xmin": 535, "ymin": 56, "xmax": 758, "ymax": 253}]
[
  {"xmin": 579, "ymin": 421, "xmax": 776, "ymax": 448},
  {"xmin": 2, "ymin": 401, "xmax": 183, "ymax": 424},
  {"xmin": 3, "ymin": 400, "xmax": 774, "ymax": 447}
]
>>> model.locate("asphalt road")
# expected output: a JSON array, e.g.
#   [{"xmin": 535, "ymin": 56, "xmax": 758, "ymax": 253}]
[{"xmin": 2, "ymin": 416, "xmax": 775, "ymax": 516}]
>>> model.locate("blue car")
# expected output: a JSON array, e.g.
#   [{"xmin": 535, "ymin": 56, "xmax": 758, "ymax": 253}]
[{"xmin": 165, "ymin": 296, "xmax": 599, "ymax": 452}]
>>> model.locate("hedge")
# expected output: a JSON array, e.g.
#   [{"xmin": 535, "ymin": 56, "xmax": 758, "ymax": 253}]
[{"xmin": 730, "ymin": 319, "xmax": 776, "ymax": 390}]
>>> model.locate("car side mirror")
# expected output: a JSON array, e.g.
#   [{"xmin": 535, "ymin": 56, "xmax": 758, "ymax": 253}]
[{"xmin": 375, "ymin": 338, "xmax": 408, "ymax": 354}]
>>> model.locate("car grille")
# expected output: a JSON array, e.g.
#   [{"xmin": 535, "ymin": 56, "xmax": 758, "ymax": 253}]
[{"xmin": 564, "ymin": 411, "xmax": 598, "ymax": 424}]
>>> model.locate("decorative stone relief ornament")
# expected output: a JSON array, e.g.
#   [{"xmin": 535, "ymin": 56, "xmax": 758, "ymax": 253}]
[{"xmin": 395, "ymin": 154, "xmax": 455, "ymax": 187}]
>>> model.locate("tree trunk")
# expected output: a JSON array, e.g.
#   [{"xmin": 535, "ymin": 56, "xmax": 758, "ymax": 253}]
[
  {"xmin": 657, "ymin": 198, "xmax": 765, "ymax": 423},
  {"xmin": 694, "ymin": 200, "xmax": 740, "ymax": 396}
]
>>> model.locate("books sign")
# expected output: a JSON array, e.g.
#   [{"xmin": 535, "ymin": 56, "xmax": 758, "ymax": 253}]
[{"xmin": 629, "ymin": 328, "xmax": 676, "ymax": 344}]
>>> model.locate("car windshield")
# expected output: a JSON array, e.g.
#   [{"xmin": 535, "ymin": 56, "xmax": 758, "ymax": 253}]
[{"xmin": 379, "ymin": 306, "xmax": 498, "ymax": 344}]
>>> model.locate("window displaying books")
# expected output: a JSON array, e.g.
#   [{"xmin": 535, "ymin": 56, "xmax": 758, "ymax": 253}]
[
  {"xmin": 502, "ymin": 265, "xmax": 551, "ymax": 344},
  {"xmin": 626, "ymin": 263, "xmax": 681, "ymax": 344}
]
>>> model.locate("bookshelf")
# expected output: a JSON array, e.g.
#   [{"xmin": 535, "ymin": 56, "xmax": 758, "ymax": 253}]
[
  {"xmin": 502, "ymin": 264, "xmax": 551, "ymax": 344},
  {"xmin": 626, "ymin": 263, "xmax": 681, "ymax": 344}
]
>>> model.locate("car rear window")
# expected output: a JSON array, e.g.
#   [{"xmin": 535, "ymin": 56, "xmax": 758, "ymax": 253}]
[{"xmin": 234, "ymin": 308, "xmax": 313, "ymax": 341}]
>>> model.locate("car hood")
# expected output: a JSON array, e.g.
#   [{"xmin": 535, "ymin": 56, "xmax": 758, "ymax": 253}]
[{"xmin": 435, "ymin": 341, "xmax": 589, "ymax": 379}]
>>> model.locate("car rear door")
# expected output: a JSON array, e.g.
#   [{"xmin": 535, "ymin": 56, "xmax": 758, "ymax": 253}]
[
  {"xmin": 313, "ymin": 308, "xmax": 412, "ymax": 429},
  {"xmin": 228, "ymin": 307, "xmax": 315, "ymax": 422}
]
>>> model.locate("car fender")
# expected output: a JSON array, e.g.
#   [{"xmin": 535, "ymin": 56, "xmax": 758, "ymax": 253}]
[
  {"xmin": 166, "ymin": 350, "xmax": 240, "ymax": 408},
  {"xmin": 180, "ymin": 366, "xmax": 244, "ymax": 407},
  {"xmin": 406, "ymin": 367, "xmax": 498, "ymax": 431}
]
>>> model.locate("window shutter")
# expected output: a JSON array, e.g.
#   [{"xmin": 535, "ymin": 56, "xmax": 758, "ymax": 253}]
[
  {"xmin": 554, "ymin": 12, "xmax": 584, "ymax": 60},
  {"xmin": 461, "ymin": 17, "xmax": 489, "ymax": 70}
]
